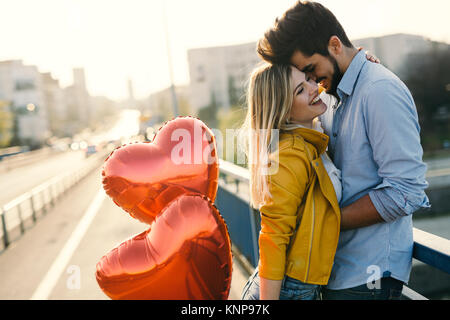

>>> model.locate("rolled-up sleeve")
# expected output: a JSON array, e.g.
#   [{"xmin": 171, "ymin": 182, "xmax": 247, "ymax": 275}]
[
  {"xmin": 258, "ymin": 148, "xmax": 309, "ymax": 280},
  {"xmin": 364, "ymin": 79, "xmax": 430, "ymax": 222}
]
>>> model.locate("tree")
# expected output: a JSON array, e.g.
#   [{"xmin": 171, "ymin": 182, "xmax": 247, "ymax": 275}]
[
  {"xmin": 177, "ymin": 95, "xmax": 192, "ymax": 117},
  {"xmin": 217, "ymin": 105, "xmax": 247, "ymax": 166},
  {"xmin": 228, "ymin": 76, "xmax": 245, "ymax": 107},
  {"xmin": 0, "ymin": 101, "xmax": 13, "ymax": 147},
  {"xmin": 197, "ymin": 91, "xmax": 219, "ymax": 129}
]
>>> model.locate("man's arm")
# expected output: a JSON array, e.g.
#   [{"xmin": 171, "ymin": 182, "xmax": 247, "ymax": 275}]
[
  {"xmin": 341, "ymin": 79, "xmax": 429, "ymax": 230},
  {"xmin": 340, "ymin": 194, "xmax": 384, "ymax": 230}
]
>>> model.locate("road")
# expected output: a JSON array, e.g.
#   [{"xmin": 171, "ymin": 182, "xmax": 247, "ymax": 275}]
[
  {"xmin": 0, "ymin": 161, "xmax": 248, "ymax": 300},
  {"xmin": 0, "ymin": 150, "xmax": 86, "ymax": 206}
]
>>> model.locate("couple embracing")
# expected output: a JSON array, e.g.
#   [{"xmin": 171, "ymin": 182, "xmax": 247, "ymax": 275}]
[{"xmin": 240, "ymin": 1, "xmax": 430, "ymax": 300}]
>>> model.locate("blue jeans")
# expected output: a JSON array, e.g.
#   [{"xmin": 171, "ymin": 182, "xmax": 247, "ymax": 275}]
[
  {"xmin": 322, "ymin": 277, "xmax": 404, "ymax": 300},
  {"xmin": 241, "ymin": 269, "xmax": 320, "ymax": 300}
]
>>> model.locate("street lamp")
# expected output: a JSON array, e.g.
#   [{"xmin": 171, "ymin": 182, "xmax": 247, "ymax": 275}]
[{"xmin": 26, "ymin": 103, "xmax": 36, "ymax": 112}]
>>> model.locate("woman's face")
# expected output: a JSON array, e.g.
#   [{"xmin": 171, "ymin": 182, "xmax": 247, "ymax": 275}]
[{"xmin": 288, "ymin": 66, "xmax": 327, "ymax": 127}]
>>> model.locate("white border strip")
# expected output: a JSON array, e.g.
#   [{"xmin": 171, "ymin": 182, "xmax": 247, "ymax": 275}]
[{"xmin": 30, "ymin": 188, "xmax": 106, "ymax": 300}]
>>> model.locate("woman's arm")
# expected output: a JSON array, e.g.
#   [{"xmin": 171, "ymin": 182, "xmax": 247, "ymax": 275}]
[
  {"xmin": 257, "ymin": 148, "xmax": 310, "ymax": 300},
  {"xmin": 260, "ymin": 277, "xmax": 282, "ymax": 300}
]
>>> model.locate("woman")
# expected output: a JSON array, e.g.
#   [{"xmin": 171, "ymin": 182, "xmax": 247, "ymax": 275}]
[{"xmin": 240, "ymin": 62, "xmax": 342, "ymax": 300}]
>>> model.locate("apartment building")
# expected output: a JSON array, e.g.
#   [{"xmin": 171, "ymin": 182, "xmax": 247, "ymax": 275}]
[
  {"xmin": 0, "ymin": 60, "xmax": 49, "ymax": 146},
  {"xmin": 187, "ymin": 41, "xmax": 260, "ymax": 114}
]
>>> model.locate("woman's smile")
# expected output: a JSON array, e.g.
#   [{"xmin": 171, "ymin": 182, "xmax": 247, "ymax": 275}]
[{"xmin": 289, "ymin": 66, "xmax": 327, "ymax": 127}]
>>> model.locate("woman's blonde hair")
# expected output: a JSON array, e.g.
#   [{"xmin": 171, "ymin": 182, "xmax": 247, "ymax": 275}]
[{"xmin": 240, "ymin": 62, "xmax": 294, "ymax": 209}]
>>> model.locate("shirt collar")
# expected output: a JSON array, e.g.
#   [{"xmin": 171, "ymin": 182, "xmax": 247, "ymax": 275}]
[
  {"xmin": 281, "ymin": 118, "xmax": 324, "ymax": 133},
  {"xmin": 337, "ymin": 50, "xmax": 367, "ymax": 100}
]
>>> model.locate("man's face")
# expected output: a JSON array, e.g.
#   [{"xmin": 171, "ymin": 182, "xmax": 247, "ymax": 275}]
[{"xmin": 290, "ymin": 50, "xmax": 343, "ymax": 98}]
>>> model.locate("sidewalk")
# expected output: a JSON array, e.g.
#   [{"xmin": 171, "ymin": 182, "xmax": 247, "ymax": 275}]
[
  {"xmin": 228, "ymin": 258, "xmax": 248, "ymax": 300},
  {"xmin": 228, "ymin": 247, "xmax": 254, "ymax": 300}
]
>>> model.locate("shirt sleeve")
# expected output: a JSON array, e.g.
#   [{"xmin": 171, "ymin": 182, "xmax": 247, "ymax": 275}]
[
  {"xmin": 258, "ymin": 147, "xmax": 310, "ymax": 280},
  {"xmin": 363, "ymin": 79, "xmax": 430, "ymax": 223}
]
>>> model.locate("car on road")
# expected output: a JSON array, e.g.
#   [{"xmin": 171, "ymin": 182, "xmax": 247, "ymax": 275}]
[{"xmin": 85, "ymin": 145, "xmax": 97, "ymax": 157}]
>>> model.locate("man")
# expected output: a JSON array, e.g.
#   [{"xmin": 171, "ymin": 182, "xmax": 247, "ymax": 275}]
[{"xmin": 257, "ymin": 1, "xmax": 430, "ymax": 300}]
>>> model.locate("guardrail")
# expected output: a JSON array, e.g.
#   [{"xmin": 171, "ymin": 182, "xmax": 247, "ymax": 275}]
[
  {"xmin": 0, "ymin": 150, "xmax": 109, "ymax": 251},
  {"xmin": 0, "ymin": 146, "xmax": 29, "ymax": 160},
  {"xmin": 0, "ymin": 147, "xmax": 62, "ymax": 173},
  {"xmin": 216, "ymin": 159, "xmax": 450, "ymax": 300}
]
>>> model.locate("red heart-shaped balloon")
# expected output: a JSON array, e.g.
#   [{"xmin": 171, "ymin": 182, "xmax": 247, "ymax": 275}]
[
  {"xmin": 96, "ymin": 194, "xmax": 232, "ymax": 300},
  {"xmin": 96, "ymin": 117, "xmax": 232, "ymax": 300},
  {"xmin": 102, "ymin": 117, "xmax": 219, "ymax": 225}
]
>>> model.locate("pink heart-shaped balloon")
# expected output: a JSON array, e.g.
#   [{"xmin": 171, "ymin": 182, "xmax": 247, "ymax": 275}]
[
  {"xmin": 102, "ymin": 117, "xmax": 219, "ymax": 225},
  {"xmin": 96, "ymin": 194, "xmax": 232, "ymax": 300}
]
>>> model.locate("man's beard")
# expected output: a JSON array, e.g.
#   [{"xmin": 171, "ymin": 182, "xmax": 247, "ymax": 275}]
[{"xmin": 326, "ymin": 55, "xmax": 344, "ymax": 100}]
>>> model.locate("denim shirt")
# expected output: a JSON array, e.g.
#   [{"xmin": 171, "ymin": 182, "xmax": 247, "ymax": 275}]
[{"xmin": 319, "ymin": 51, "xmax": 430, "ymax": 290}]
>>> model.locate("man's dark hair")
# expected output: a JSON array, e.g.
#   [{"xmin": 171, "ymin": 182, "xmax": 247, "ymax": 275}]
[{"xmin": 258, "ymin": 1, "xmax": 354, "ymax": 64}]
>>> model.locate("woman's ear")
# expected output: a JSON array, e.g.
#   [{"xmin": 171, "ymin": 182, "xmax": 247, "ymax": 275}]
[{"xmin": 327, "ymin": 35, "xmax": 342, "ymax": 56}]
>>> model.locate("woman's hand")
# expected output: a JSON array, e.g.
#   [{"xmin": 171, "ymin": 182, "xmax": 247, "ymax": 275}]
[
  {"xmin": 358, "ymin": 47, "xmax": 380, "ymax": 64},
  {"xmin": 260, "ymin": 277, "xmax": 282, "ymax": 300}
]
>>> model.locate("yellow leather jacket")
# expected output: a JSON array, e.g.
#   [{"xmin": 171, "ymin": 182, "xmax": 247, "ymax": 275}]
[{"xmin": 258, "ymin": 127, "xmax": 341, "ymax": 285}]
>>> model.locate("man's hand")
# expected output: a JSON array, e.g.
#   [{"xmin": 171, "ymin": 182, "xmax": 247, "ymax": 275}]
[{"xmin": 340, "ymin": 194, "xmax": 384, "ymax": 230}]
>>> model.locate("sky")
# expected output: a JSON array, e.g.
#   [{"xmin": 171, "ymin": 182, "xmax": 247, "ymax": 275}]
[{"xmin": 0, "ymin": 0, "xmax": 449, "ymax": 101}]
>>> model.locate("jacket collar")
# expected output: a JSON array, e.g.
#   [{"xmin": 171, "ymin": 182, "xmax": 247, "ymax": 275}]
[{"xmin": 281, "ymin": 127, "xmax": 329, "ymax": 155}]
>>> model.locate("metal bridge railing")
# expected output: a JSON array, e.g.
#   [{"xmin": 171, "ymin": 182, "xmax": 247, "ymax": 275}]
[
  {"xmin": 0, "ymin": 150, "xmax": 109, "ymax": 251},
  {"xmin": 217, "ymin": 159, "xmax": 450, "ymax": 300}
]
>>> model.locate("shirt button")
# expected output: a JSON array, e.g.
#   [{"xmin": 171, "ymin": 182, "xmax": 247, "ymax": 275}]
[{"xmin": 333, "ymin": 133, "xmax": 338, "ymax": 137}]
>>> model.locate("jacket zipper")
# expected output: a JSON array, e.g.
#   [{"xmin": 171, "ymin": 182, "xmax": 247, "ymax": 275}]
[
  {"xmin": 303, "ymin": 143, "xmax": 316, "ymax": 282},
  {"xmin": 305, "ymin": 193, "xmax": 315, "ymax": 281}
]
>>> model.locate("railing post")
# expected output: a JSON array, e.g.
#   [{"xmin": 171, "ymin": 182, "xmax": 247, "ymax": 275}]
[
  {"xmin": 30, "ymin": 194, "xmax": 37, "ymax": 223},
  {"xmin": 41, "ymin": 191, "xmax": 47, "ymax": 215},
  {"xmin": 17, "ymin": 203, "xmax": 25, "ymax": 234},
  {"xmin": 56, "ymin": 180, "xmax": 62, "ymax": 198},
  {"xmin": 63, "ymin": 177, "xmax": 68, "ymax": 194},
  {"xmin": 248, "ymin": 205, "xmax": 259, "ymax": 267},
  {"xmin": 1, "ymin": 207, "xmax": 9, "ymax": 248},
  {"xmin": 51, "ymin": 183, "xmax": 56, "ymax": 201},
  {"xmin": 49, "ymin": 185, "xmax": 55, "ymax": 207}
]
